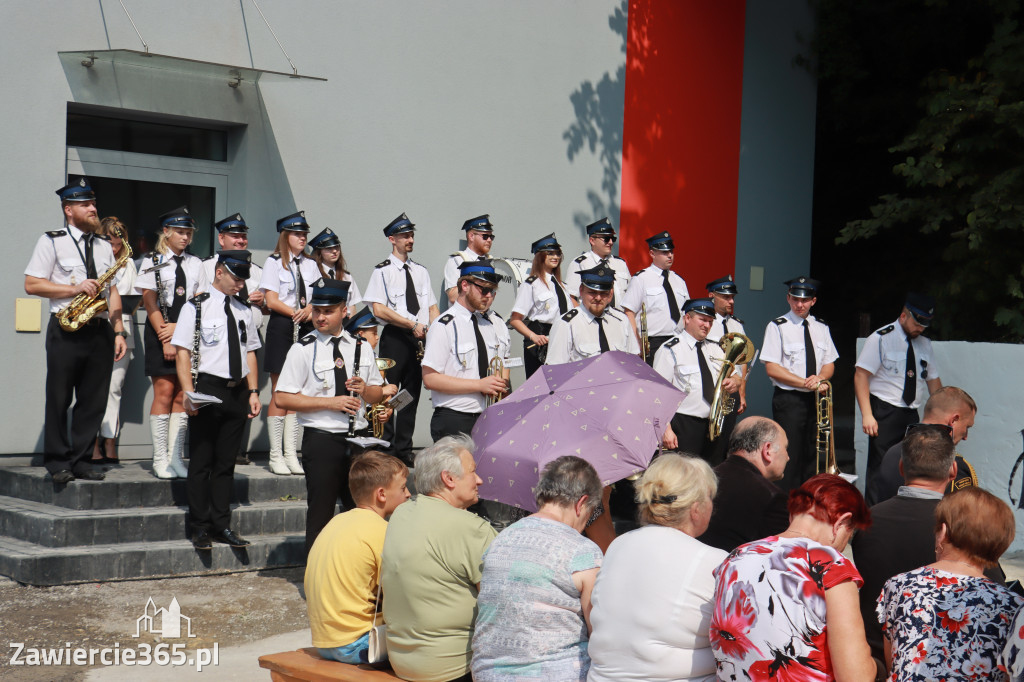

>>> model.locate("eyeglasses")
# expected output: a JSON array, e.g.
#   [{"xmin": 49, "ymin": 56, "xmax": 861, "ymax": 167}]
[
  {"xmin": 470, "ymin": 281, "xmax": 497, "ymax": 296},
  {"xmin": 594, "ymin": 235, "xmax": 617, "ymax": 243},
  {"xmin": 905, "ymin": 422, "xmax": 953, "ymax": 439}
]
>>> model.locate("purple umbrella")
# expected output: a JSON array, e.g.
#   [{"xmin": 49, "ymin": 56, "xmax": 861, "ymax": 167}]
[{"xmin": 471, "ymin": 351, "xmax": 685, "ymax": 511}]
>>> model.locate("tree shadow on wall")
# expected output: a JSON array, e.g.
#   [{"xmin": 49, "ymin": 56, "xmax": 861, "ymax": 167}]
[{"xmin": 563, "ymin": 1, "xmax": 627, "ymax": 235}]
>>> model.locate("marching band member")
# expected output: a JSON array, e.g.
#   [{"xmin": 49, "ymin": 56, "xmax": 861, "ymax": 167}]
[
  {"xmin": 274, "ymin": 278, "xmax": 384, "ymax": 554},
  {"xmin": 135, "ymin": 206, "xmax": 206, "ymax": 479},
  {"xmin": 654, "ymin": 298, "xmax": 740, "ymax": 462},
  {"xmin": 344, "ymin": 306, "xmax": 398, "ymax": 436},
  {"xmin": 760, "ymin": 277, "xmax": 838, "ymax": 490},
  {"xmin": 260, "ymin": 211, "xmax": 322, "ymax": 476},
  {"xmin": 705, "ymin": 274, "xmax": 747, "ymax": 462},
  {"xmin": 173, "ymin": 250, "xmax": 262, "ymax": 550},
  {"xmin": 362, "ymin": 213, "xmax": 440, "ymax": 466},
  {"xmin": 564, "ymin": 218, "xmax": 630, "ymax": 305},
  {"xmin": 508, "ymin": 233, "xmax": 572, "ymax": 377},
  {"xmin": 546, "ymin": 265, "xmax": 638, "ymax": 365},
  {"xmin": 422, "ymin": 260, "xmax": 511, "ymax": 441},
  {"xmin": 24, "ymin": 178, "xmax": 127, "ymax": 483},
  {"xmin": 442, "ymin": 214, "xmax": 495, "ymax": 304},
  {"xmin": 308, "ymin": 227, "xmax": 362, "ymax": 315},
  {"xmin": 622, "ymin": 231, "xmax": 689, "ymax": 364}
]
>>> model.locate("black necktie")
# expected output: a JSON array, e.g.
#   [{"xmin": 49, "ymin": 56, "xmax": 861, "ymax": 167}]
[
  {"xmin": 225, "ymin": 297, "xmax": 242, "ymax": 381},
  {"xmin": 83, "ymin": 234, "xmax": 97, "ymax": 279},
  {"xmin": 404, "ymin": 264, "xmax": 420, "ymax": 317},
  {"xmin": 902, "ymin": 339, "xmax": 917, "ymax": 405},
  {"xmin": 722, "ymin": 317, "xmax": 731, "ymax": 335},
  {"xmin": 595, "ymin": 316, "xmax": 610, "ymax": 353},
  {"xmin": 663, "ymin": 270, "xmax": 680, "ymax": 323},
  {"xmin": 331, "ymin": 338, "xmax": 349, "ymax": 396},
  {"xmin": 472, "ymin": 314, "xmax": 489, "ymax": 378},
  {"xmin": 170, "ymin": 255, "xmax": 186, "ymax": 322},
  {"xmin": 554, "ymin": 279, "xmax": 568, "ymax": 314},
  {"xmin": 328, "ymin": 268, "xmax": 335, "ymax": 279},
  {"xmin": 697, "ymin": 340, "xmax": 715, "ymax": 404},
  {"xmin": 295, "ymin": 263, "xmax": 306, "ymax": 308},
  {"xmin": 803, "ymin": 320, "xmax": 817, "ymax": 379}
]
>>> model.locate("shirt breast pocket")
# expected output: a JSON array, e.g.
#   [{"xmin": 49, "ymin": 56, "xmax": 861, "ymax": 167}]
[
  {"xmin": 882, "ymin": 351, "xmax": 904, "ymax": 375},
  {"xmin": 277, "ymin": 270, "xmax": 295, "ymax": 295},
  {"xmin": 675, "ymin": 364, "xmax": 700, "ymax": 392},
  {"xmin": 782, "ymin": 342, "xmax": 805, "ymax": 364},
  {"xmin": 577, "ymin": 341, "xmax": 601, "ymax": 357},
  {"xmin": 645, "ymin": 287, "xmax": 665, "ymax": 308},
  {"xmin": 456, "ymin": 341, "xmax": 477, "ymax": 369},
  {"xmin": 200, "ymin": 322, "xmax": 223, "ymax": 345},
  {"xmin": 57, "ymin": 255, "xmax": 82, "ymax": 275}
]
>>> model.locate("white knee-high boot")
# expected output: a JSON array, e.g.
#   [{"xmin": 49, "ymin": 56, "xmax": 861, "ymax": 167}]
[
  {"xmin": 282, "ymin": 413, "xmax": 304, "ymax": 474},
  {"xmin": 167, "ymin": 412, "xmax": 190, "ymax": 479},
  {"xmin": 150, "ymin": 414, "xmax": 174, "ymax": 479},
  {"xmin": 268, "ymin": 415, "xmax": 290, "ymax": 475}
]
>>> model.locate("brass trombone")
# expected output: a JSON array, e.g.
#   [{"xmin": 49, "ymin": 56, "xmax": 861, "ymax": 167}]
[
  {"xmin": 815, "ymin": 381, "xmax": 840, "ymax": 476},
  {"xmin": 640, "ymin": 303, "xmax": 650, "ymax": 362}
]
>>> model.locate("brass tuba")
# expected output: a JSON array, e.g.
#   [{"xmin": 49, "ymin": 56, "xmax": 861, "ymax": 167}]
[
  {"xmin": 815, "ymin": 381, "xmax": 840, "ymax": 475},
  {"xmin": 707, "ymin": 333, "xmax": 755, "ymax": 440},
  {"xmin": 56, "ymin": 226, "xmax": 132, "ymax": 331}
]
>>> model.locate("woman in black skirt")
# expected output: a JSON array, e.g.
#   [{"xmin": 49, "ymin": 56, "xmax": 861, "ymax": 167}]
[
  {"xmin": 509, "ymin": 234, "xmax": 574, "ymax": 377},
  {"xmin": 135, "ymin": 207, "xmax": 205, "ymax": 479},
  {"xmin": 259, "ymin": 211, "xmax": 322, "ymax": 475}
]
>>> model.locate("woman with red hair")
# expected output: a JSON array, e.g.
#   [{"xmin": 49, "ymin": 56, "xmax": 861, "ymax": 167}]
[{"xmin": 710, "ymin": 473, "xmax": 876, "ymax": 681}]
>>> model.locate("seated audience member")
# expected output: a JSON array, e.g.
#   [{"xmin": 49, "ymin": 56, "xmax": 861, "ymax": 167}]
[
  {"xmin": 380, "ymin": 435, "xmax": 498, "ymax": 682},
  {"xmin": 878, "ymin": 487, "xmax": 1021, "ymax": 680},
  {"xmin": 472, "ymin": 456, "xmax": 604, "ymax": 681},
  {"xmin": 698, "ymin": 416, "xmax": 790, "ymax": 552},
  {"xmin": 305, "ymin": 451, "xmax": 410, "ymax": 664},
  {"xmin": 587, "ymin": 454, "xmax": 726, "ymax": 682},
  {"xmin": 710, "ymin": 474, "xmax": 875, "ymax": 682},
  {"xmin": 867, "ymin": 386, "xmax": 977, "ymax": 504}
]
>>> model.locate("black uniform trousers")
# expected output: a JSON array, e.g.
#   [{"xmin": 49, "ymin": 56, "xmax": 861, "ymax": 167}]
[
  {"xmin": 44, "ymin": 315, "xmax": 114, "ymax": 474},
  {"xmin": 671, "ymin": 413, "xmax": 716, "ymax": 463},
  {"xmin": 644, "ymin": 335, "xmax": 672, "ymax": 367},
  {"xmin": 302, "ymin": 427, "xmax": 356, "ymax": 556},
  {"xmin": 709, "ymin": 409, "xmax": 739, "ymax": 465},
  {"xmin": 865, "ymin": 395, "xmax": 919, "ymax": 504},
  {"xmin": 187, "ymin": 375, "xmax": 249, "ymax": 533},
  {"xmin": 773, "ymin": 388, "xmax": 818, "ymax": 491},
  {"xmin": 379, "ymin": 325, "xmax": 422, "ymax": 462},
  {"xmin": 523, "ymin": 321, "xmax": 552, "ymax": 377},
  {"xmin": 430, "ymin": 407, "xmax": 481, "ymax": 443}
]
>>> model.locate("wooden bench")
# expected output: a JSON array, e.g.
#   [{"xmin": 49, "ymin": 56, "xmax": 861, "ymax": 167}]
[{"xmin": 258, "ymin": 648, "xmax": 402, "ymax": 682}]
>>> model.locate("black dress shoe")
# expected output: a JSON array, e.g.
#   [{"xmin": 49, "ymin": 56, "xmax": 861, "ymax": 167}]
[
  {"xmin": 192, "ymin": 529, "xmax": 212, "ymax": 550},
  {"xmin": 52, "ymin": 470, "xmax": 75, "ymax": 484},
  {"xmin": 73, "ymin": 470, "xmax": 105, "ymax": 481},
  {"xmin": 235, "ymin": 454, "xmax": 251, "ymax": 465},
  {"xmin": 211, "ymin": 528, "xmax": 250, "ymax": 548}
]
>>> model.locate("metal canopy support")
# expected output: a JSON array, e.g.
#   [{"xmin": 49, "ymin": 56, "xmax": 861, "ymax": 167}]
[
  {"xmin": 117, "ymin": 0, "xmax": 149, "ymax": 54},
  {"xmin": 248, "ymin": 0, "xmax": 298, "ymax": 76}
]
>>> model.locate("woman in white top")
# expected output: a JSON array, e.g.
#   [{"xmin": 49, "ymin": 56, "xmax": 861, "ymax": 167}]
[
  {"xmin": 509, "ymin": 233, "xmax": 573, "ymax": 377},
  {"xmin": 308, "ymin": 227, "xmax": 362, "ymax": 316},
  {"xmin": 134, "ymin": 207, "xmax": 206, "ymax": 479},
  {"xmin": 587, "ymin": 454, "xmax": 726, "ymax": 682},
  {"xmin": 91, "ymin": 217, "xmax": 138, "ymax": 465},
  {"xmin": 259, "ymin": 211, "xmax": 322, "ymax": 475}
]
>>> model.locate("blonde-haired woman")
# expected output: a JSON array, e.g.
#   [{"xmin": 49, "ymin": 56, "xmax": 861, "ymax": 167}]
[
  {"xmin": 91, "ymin": 217, "xmax": 138, "ymax": 465},
  {"xmin": 259, "ymin": 211, "xmax": 322, "ymax": 475},
  {"xmin": 587, "ymin": 454, "xmax": 726, "ymax": 682},
  {"xmin": 134, "ymin": 207, "xmax": 207, "ymax": 479}
]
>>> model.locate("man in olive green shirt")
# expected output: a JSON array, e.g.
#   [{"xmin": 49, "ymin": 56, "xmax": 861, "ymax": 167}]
[{"xmin": 381, "ymin": 434, "xmax": 497, "ymax": 682}]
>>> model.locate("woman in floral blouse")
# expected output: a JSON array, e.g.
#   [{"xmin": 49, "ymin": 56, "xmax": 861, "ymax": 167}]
[
  {"xmin": 710, "ymin": 473, "xmax": 876, "ymax": 681},
  {"xmin": 878, "ymin": 487, "xmax": 1021, "ymax": 681}
]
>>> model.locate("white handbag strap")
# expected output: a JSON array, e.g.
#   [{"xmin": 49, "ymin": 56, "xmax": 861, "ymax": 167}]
[{"xmin": 371, "ymin": 565, "xmax": 383, "ymax": 628}]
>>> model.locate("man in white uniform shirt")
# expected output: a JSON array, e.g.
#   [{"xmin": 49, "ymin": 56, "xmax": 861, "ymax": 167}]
[
  {"xmin": 274, "ymin": 278, "xmax": 385, "ymax": 555},
  {"xmin": 173, "ymin": 250, "xmax": 262, "ymax": 550},
  {"xmin": 442, "ymin": 214, "xmax": 495, "ymax": 304},
  {"xmin": 854, "ymin": 293, "xmax": 942, "ymax": 503},
  {"xmin": 760, "ymin": 277, "xmax": 839, "ymax": 490},
  {"xmin": 654, "ymin": 298, "xmax": 740, "ymax": 462},
  {"xmin": 622, "ymin": 231, "xmax": 689, "ymax": 364},
  {"xmin": 546, "ymin": 265, "xmax": 638, "ymax": 365},
  {"xmin": 705, "ymin": 275, "xmax": 748, "ymax": 462},
  {"xmin": 422, "ymin": 260, "xmax": 511, "ymax": 441},
  {"xmin": 565, "ymin": 217, "xmax": 630, "ymax": 305},
  {"xmin": 362, "ymin": 213, "xmax": 439, "ymax": 465}
]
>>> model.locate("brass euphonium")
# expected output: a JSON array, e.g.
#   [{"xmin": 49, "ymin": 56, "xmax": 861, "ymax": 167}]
[
  {"xmin": 815, "ymin": 380, "xmax": 840, "ymax": 476},
  {"xmin": 367, "ymin": 358, "xmax": 396, "ymax": 439},
  {"xmin": 708, "ymin": 333, "xmax": 756, "ymax": 441},
  {"xmin": 56, "ymin": 225, "xmax": 132, "ymax": 331}
]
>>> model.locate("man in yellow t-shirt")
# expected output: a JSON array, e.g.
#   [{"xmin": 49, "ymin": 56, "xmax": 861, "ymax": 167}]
[{"xmin": 305, "ymin": 451, "xmax": 410, "ymax": 664}]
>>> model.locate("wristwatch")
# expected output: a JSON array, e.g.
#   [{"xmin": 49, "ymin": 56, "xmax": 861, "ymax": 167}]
[
  {"xmin": 114, "ymin": 331, "xmax": 129, "ymax": 338},
  {"xmin": 249, "ymin": 388, "xmax": 260, "ymax": 394}
]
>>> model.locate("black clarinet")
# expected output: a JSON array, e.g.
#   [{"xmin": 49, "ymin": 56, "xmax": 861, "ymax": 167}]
[
  {"xmin": 347, "ymin": 337, "xmax": 363, "ymax": 437},
  {"xmin": 152, "ymin": 253, "xmax": 168, "ymax": 323}
]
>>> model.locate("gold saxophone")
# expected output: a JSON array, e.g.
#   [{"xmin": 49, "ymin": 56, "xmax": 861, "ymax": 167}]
[
  {"xmin": 640, "ymin": 303, "xmax": 650, "ymax": 362},
  {"xmin": 56, "ymin": 226, "xmax": 132, "ymax": 332},
  {"xmin": 367, "ymin": 357, "xmax": 397, "ymax": 439},
  {"xmin": 708, "ymin": 333, "xmax": 755, "ymax": 441},
  {"xmin": 815, "ymin": 381, "xmax": 840, "ymax": 475}
]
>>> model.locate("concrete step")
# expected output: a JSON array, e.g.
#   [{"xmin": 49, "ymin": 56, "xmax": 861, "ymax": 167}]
[
  {"xmin": 0, "ymin": 462, "xmax": 308, "ymax": 510},
  {"xmin": 0, "ymin": 494, "xmax": 307, "ymax": 548},
  {"xmin": 0, "ymin": 533, "xmax": 305, "ymax": 586}
]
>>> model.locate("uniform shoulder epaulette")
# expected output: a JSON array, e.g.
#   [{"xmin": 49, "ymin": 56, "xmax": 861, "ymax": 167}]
[
  {"xmin": 732, "ymin": 315, "xmax": 745, "ymax": 325},
  {"xmin": 561, "ymin": 308, "xmax": 579, "ymax": 322},
  {"xmin": 375, "ymin": 259, "xmax": 390, "ymax": 269},
  {"xmin": 573, "ymin": 254, "xmax": 587, "ymax": 264},
  {"xmin": 45, "ymin": 230, "xmax": 67, "ymax": 239},
  {"xmin": 269, "ymin": 253, "xmax": 281, "ymax": 260},
  {"xmin": 489, "ymin": 310, "xmax": 503, "ymax": 320},
  {"xmin": 773, "ymin": 316, "xmax": 788, "ymax": 325},
  {"xmin": 877, "ymin": 324, "xmax": 895, "ymax": 336},
  {"xmin": 817, "ymin": 317, "xmax": 828, "ymax": 326},
  {"xmin": 613, "ymin": 255, "xmax": 626, "ymax": 262},
  {"xmin": 190, "ymin": 292, "xmax": 210, "ymax": 303},
  {"xmin": 94, "ymin": 233, "xmax": 111, "ymax": 242},
  {"xmin": 525, "ymin": 275, "xmax": 537, "ymax": 284},
  {"xmin": 450, "ymin": 252, "xmax": 462, "ymax": 258},
  {"xmin": 663, "ymin": 336, "xmax": 680, "ymax": 348},
  {"xmin": 438, "ymin": 314, "xmax": 454, "ymax": 325},
  {"xmin": 202, "ymin": 254, "xmax": 215, "ymax": 262},
  {"xmin": 633, "ymin": 269, "xmax": 645, "ymax": 277},
  {"xmin": 299, "ymin": 334, "xmax": 317, "ymax": 346},
  {"xmin": 604, "ymin": 308, "xmax": 623, "ymax": 320}
]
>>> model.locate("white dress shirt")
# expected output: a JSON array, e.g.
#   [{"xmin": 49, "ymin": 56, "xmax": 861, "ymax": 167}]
[
  {"xmin": 620, "ymin": 264, "xmax": 690, "ymax": 336},
  {"xmin": 362, "ymin": 254, "xmax": 436, "ymax": 327},
  {"xmin": 564, "ymin": 251, "xmax": 630, "ymax": 302},
  {"xmin": 24, "ymin": 225, "xmax": 117, "ymax": 314},
  {"xmin": 258, "ymin": 254, "xmax": 322, "ymax": 309},
  {"xmin": 510, "ymin": 273, "xmax": 572, "ymax": 324},
  {"xmin": 545, "ymin": 306, "xmax": 639, "ymax": 365},
  {"xmin": 855, "ymin": 320, "xmax": 939, "ymax": 409},
  {"xmin": 134, "ymin": 251, "xmax": 208, "ymax": 319},
  {"xmin": 760, "ymin": 310, "xmax": 839, "ymax": 392},
  {"xmin": 170, "ymin": 288, "xmax": 262, "ymax": 379},
  {"xmin": 203, "ymin": 257, "xmax": 265, "ymax": 330},
  {"xmin": 442, "ymin": 248, "xmax": 488, "ymax": 291},
  {"xmin": 653, "ymin": 330, "xmax": 727, "ymax": 418}
]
